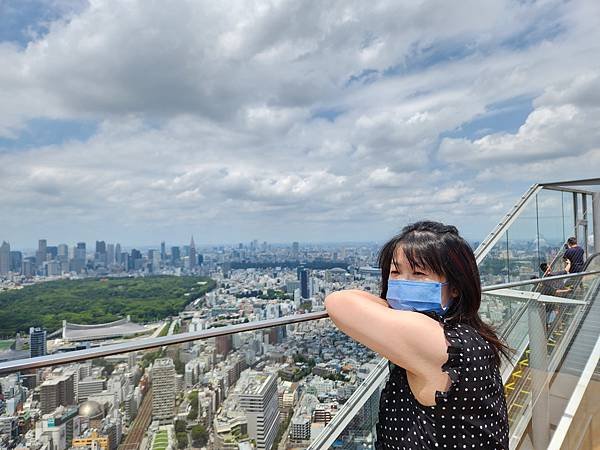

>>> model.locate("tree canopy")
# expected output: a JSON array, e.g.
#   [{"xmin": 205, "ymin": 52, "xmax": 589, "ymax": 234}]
[{"xmin": 0, "ymin": 276, "xmax": 215, "ymax": 337}]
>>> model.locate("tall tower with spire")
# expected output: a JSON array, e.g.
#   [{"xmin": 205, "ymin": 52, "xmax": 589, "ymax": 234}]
[{"xmin": 189, "ymin": 236, "xmax": 197, "ymax": 269}]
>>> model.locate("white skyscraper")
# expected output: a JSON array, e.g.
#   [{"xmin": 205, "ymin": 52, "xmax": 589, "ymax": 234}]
[
  {"xmin": 239, "ymin": 372, "xmax": 280, "ymax": 450},
  {"xmin": 152, "ymin": 358, "xmax": 175, "ymax": 424}
]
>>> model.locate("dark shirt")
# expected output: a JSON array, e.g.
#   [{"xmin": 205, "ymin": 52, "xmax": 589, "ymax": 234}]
[
  {"xmin": 564, "ymin": 246, "xmax": 585, "ymax": 272},
  {"xmin": 375, "ymin": 314, "xmax": 509, "ymax": 449},
  {"xmin": 540, "ymin": 270, "xmax": 567, "ymax": 295}
]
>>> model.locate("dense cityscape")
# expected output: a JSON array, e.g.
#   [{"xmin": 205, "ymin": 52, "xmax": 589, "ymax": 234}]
[
  {"xmin": 0, "ymin": 232, "xmax": 570, "ymax": 450},
  {"xmin": 0, "ymin": 236, "xmax": 387, "ymax": 450}
]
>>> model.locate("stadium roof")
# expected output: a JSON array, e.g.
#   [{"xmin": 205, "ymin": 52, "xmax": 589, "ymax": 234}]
[{"xmin": 62, "ymin": 317, "xmax": 149, "ymax": 342}]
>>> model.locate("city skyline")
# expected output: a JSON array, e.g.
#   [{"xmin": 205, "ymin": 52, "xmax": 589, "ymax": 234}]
[
  {"xmin": 2, "ymin": 220, "xmax": 580, "ymax": 253},
  {"xmin": 1, "ymin": 1, "xmax": 599, "ymax": 246}
]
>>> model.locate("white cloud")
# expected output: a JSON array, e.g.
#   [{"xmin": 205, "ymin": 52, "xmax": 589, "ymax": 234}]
[
  {"xmin": 439, "ymin": 71, "xmax": 600, "ymax": 180},
  {"xmin": 1, "ymin": 0, "xmax": 600, "ymax": 245}
]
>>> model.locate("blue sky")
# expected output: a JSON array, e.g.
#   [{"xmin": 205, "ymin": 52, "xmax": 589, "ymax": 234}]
[{"xmin": 1, "ymin": 0, "xmax": 599, "ymax": 248}]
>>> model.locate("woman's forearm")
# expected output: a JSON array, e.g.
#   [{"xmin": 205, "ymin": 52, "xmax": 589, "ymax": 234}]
[{"xmin": 326, "ymin": 288, "xmax": 389, "ymax": 308}]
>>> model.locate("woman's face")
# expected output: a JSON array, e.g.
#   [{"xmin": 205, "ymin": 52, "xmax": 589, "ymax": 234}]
[{"xmin": 390, "ymin": 247, "xmax": 455, "ymax": 307}]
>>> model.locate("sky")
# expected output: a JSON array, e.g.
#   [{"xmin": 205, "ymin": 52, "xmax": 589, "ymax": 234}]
[{"xmin": 1, "ymin": 0, "xmax": 600, "ymax": 248}]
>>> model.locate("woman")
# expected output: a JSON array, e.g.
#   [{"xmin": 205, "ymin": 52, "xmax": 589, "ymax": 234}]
[{"xmin": 325, "ymin": 221, "xmax": 509, "ymax": 449}]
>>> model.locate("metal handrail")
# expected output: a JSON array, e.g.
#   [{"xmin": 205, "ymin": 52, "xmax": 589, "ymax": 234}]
[
  {"xmin": 0, "ymin": 311, "xmax": 328, "ymax": 374},
  {"xmin": 1, "ymin": 270, "xmax": 599, "ymax": 375},
  {"xmin": 482, "ymin": 269, "xmax": 600, "ymax": 292},
  {"xmin": 496, "ymin": 262, "xmax": 600, "ymax": 342}
]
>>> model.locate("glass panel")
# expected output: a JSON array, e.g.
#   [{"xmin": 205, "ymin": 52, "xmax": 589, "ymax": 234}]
[
  {"xmin": 505, "ymin": 196, "xmax": 541, "ymax": 283},
  {"xmin": 500, "ymin": 271, "xmax": 600, "ymax": 444},
  {"xmin": 478, "ymin": 232, "xmax": 510, "ymax": 285},
  {"xmin": 588, "ymin": 195, "xmax": 595, "ymax": 257},
  {"xmin": 536, "ymin": 189, "xmax": 569, "ymax": 275},
  {"xmin": 480, "ymin": 291, "xmax": 527, "ymax": 334},
  {"xmin": 0, "ymin": 317, "xmax": 385, "ymax": 450},
  {"xmin": 584, "ymin": 193, "xmax": 595, "ymax": 257},
  {"xmin": 562, "ymin": 190, "xmax": 576, "ymax": 242}
]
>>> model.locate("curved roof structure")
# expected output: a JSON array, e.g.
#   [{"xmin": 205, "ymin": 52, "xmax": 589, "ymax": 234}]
[
  {"xmin": 78, "ymin": 400, "xmax": 104, "ymax": 419},
  {"xmin": 62, "ymin": 316, "xmax": 149, "ymax": 341}
]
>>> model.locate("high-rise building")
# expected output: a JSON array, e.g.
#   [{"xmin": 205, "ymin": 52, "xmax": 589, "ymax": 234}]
[
  {"xmin": 78, "ymin": 377, "xmax": 106, "ymax": 401},
  {"xmin": 57, "ymin": 244, "xmax": 69, "ymax": 262},
  {"xmin": 171, "ymin": 246, "xmax": 180, "ymax": 264},
  {"xmin": 107, "ymin": 244, "xmax": 115, "ymax": 265},
  {"xmin": 9, "ymin": 250, "xmax": 22, "ymax": 273},
  {"xmin": 215, "ymin": 335, "xmax": 232, "ymax": 357},
  {"xmin": 130, "ymin": 249, "xmax": 142, "ymax": 270},
  {"xmin": 29, "ymin": 327, "xmax": 47, "ymax": 358},
  {"xmin": 43, "ymin": 405, "xmax": 79, "ymax": 445},
  {"xmin": 95, "ymin": 241, "xmax": 107, "ymax": 265},
  {"xmin": 148, "ymin": 249, "xmax": 160, "ymax": 272},
  {"xmin": 21, "ymin": 257, "xmax": 35, "ymax": 276},
  {"xmin": 152, "ymin": 358, "xmax": 176, "ymax": 424},
  {"xmin": 239, "ymin": 372, "xmax": 280, "ymax": 450},
  {"xmin": 71, "ymin": 242, "xmax": 87, "ymax": 273},
  {"xmin": 95, "ymin": 241, "xmax": 106, "ymax": 254},
  {"xmin": 115, "ymin": 243, "xmax": 121, "ymax": 264},
  {"xmin": 39, "ymin": 373, "xmax": 75, "ymax": 414},
  {"xmin": 47, "ymin": 246, "xmax": 58, "ymax": 260},
  {"xmin": 74, "ymin": 242, "xmax": 86, "ymax": 260},
  {"xmin": 151, "ymin": 250, "xmax": 160, "ymax": 272},
  {"xmin": 45, "ymin": 260, "xmax": 61, "ymax": 276},
  {"xmin": 300, "ymin": 269, "xmax": 309, "ymax": 299},
  {"xmin": 120, "ymin": 252, "xmax": 129, "ymax": 271},
  {"xmin": 0, "ymin": 241, "xmax": 10, "ymax": 275},
  {"xmin": 36, "ymin": 239, "xmax": 48, "ymax": 266},
  {"xmin": 189, "ymin": 236, "xmax": 197, "ymax": 269},
  {"xmin": 160, "ymin": 241, "xmax": 166, "ymax": 260}
]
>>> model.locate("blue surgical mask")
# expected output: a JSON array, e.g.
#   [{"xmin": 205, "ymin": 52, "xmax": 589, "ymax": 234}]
[{"xmin": 386, "ymin": 279, "xmax": 450, "ymax": 316}]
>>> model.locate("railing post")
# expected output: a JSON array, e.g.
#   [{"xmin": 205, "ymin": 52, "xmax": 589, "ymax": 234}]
[
  {"xmin": 582, "ymin": 194, "xmax": 589, "ymax": 258},
  {"xmin": 593, "ymin": 192, "xmax": 600, "ymax": 254},
  {"xmin": 529, "ymin": 299, "xmax": 550, "ymax": 449},
  {"xmin": 573, "ymin": 192, "xmax": 579, "ymax": 243}
]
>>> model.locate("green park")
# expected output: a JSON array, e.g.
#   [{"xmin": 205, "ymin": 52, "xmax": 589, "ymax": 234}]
[{"xmin": 0, "ymin": 276, "xmax": 215, "ymax": 337}]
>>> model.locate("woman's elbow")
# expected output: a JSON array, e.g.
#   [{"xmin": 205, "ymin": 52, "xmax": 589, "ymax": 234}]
[
  {"xmin": 325, "ymin": 289, "xmax": 357, "ymax": 315},
  {"xmin": 324, "ymin": 290, "xmax": 346, "ymax": 315}
]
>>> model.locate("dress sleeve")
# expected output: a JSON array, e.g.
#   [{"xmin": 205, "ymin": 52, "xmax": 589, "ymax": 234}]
[{"xmin": 434, "ymin": 321, "xmax": 464, "ymax": 404}]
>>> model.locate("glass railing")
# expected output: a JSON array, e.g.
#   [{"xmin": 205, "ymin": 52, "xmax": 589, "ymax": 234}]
[
  {"xmin": 1, "ymin": 273, "xmax": 599, "ymax": 450},
  {"xmin": 0, "ymin": 313, "xmax": 352, "ymax": 450},
  {"xmin": 502, "ymin": 271, "xmax": 600, "ymax": 436},
  {"xmin": 313, "ymin": 181, "xmax": 600, "ymax": 449},
  {"xmin": 306, "ymin": 269, "xmax": 600, "ymax": 450},
  {"xmin": 477, "ymin": 185, "xmax": 594, "ymax": 286}
]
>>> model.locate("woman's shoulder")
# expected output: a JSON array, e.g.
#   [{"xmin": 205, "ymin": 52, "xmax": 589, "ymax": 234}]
[{"xmin": 444, "ymin": 320, "xmax": 495, "ymax": 355}]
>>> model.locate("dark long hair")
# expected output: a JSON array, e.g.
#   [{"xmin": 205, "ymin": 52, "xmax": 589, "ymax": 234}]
[{"xmin": 378, "ymin": 220, "xmax": 510, "ymax": 365}]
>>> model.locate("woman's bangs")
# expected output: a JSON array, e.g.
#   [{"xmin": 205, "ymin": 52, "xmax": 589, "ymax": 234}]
[{"xmin": 396, "ymin": 233, "xmax": 446, "ymax": 277}]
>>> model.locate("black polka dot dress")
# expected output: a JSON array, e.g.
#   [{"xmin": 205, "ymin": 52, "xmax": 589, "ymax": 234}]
[{"xmin": 375, "ymin": 315, "xmax": 509, "ymax": 449}]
